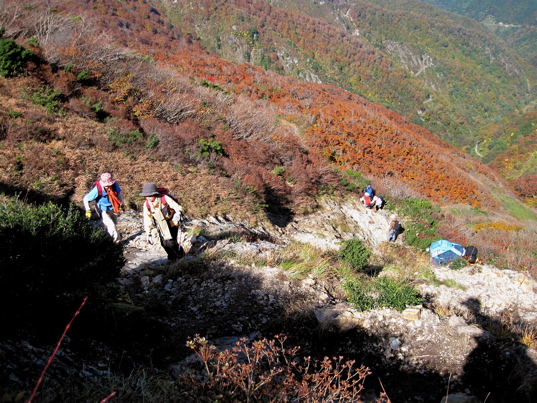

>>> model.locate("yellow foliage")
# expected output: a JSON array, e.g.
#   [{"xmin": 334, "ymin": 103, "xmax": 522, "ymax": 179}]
[
  {"xmin": 109, "ymin": 74, "xmax": 136, "ymax": 103},
  {"xmin": 473, "ymin": 221, "xmax": 523, "ymax": 232}
]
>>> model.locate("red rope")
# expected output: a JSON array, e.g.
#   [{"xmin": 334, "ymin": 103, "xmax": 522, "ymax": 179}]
[
  {"xmin": 100, "ymin": 392, "xmax": 117, "ymax": 402},
  {"xmin": 27, "ymin": 296, "xmax": 88, "ymax": 403}
]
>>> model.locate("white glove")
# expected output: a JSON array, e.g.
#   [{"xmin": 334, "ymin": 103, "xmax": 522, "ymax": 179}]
[
  {"xmin": 146, "ymin": 234, "xmax": 154, "ymax": 245},
  {"xmin": 172, "ymin": 211, "xmax": 182, "ymax": 223}
]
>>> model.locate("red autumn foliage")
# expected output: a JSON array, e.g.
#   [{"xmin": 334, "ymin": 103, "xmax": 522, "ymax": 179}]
[{"xmin": 1, "ymin": 0, "xmax": 507, "ymax": 212}]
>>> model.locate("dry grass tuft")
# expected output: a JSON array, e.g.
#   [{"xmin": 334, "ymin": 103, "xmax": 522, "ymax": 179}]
[
  {"xmin": 519, "ymin": 325, "xmax": 537, "ymax": 349},
  {"xmin": 275, "ymin": 241, "xmax": 343, "ymax": 280}
]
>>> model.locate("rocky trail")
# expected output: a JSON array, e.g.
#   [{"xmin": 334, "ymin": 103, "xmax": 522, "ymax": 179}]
[
  {"xmin": 113, "ymin": 200, "xmax": 537, "ymax": 402},
  {"xmin": 3, "ymin": 199, "xmax": 537, "ymax": 402}
]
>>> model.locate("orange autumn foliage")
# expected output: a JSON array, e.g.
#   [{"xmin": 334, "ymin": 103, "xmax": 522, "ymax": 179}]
[{"xmin": 28, "ymin": 0, "xmax": 504, "ymax": 209}]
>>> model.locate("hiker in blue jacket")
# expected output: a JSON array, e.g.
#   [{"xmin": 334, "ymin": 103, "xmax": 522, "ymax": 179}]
[
  {"xmin": 364, "ymin": 184, "xmax": 375, "ymax": 198},
  {"xmin": 83, "ymin": 173, "xmax": 124, "ymax": 244}
]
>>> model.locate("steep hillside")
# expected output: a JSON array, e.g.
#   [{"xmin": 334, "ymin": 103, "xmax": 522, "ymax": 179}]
[
  {"xmin": 1, "ymin": 4, "xmax": 537, "ymax": 400},
  {"xmin": 0, "ymin": 0, "xmax": 513, "ymax": 211},
  {"xmin": 155, "ymin": 0, "xmax": 537, "ymax": 152},
  {"xmin": 1, "ymin": 0, "xmax": 536, "ymax": 272},
  {"xmin": 484, "ymin": 110, "xmax": 537, "ymax": 205}
]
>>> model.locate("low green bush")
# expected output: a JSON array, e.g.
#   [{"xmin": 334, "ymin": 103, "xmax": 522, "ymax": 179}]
[
  {"xmin": 344, "ymin": 276, "xmax": 422, "ymax": 312},
  {"xmin": 339, "ymin": 170, "xmax": 368, "ymax": 193},
  {"xmin": 337, "ymin": 239, "xmax": 371, "ymax": 272},
  {"xmin": 449, "ymin": 257, "xmax": 467, "ymax": 270},
  {"xmin": 0, "ymin": 28, "xmax": 33, "ymax": 77},
  {"xmin": 198, "ymin": 138, "xmax": 225, "ymax": 158},
  {"xmin": 0, "ymin": 198, "xmax": 124, "ymax": 339},
  {"xmin": 32, "ymin": 86, "xmax": 62, "ymax": 115},
  {"xmin": 108, "ymin": 128, "xmax": 144, "ymax": 146}
]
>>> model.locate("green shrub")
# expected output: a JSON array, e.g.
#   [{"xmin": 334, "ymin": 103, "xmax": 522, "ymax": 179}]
[
  {"xmin": 0, "ymin": 28, "xmax": 33, "ymax": 77},
  {"xmin": 449, "ymin": 257, "xmax": 467, "ymax": 270},
  {"xmin": 198, "ymin": 138, "xmax": 225, "ymax": 158},
  {"xmin": 271, "ymin": 166, "xmax": 285, "ymax": 176},
  {"xmin": 344, "ymin": 276, "xmax": 422, "ymax": 312},
  {"xmin": 6, "ymin": 108, "xmax": 21, "ymax": 118},
  {"xmin": 27, "ymin": 37, "xmax": 38, "ymax": 47},
  {"xmin": 31, "ymin": 86, "xmax": 62, "ymax": 115},
  {"xmin": 339, "ymin": 170, "xmax": 368, "ymax": 192},
  {"xmin": 145, "ymin": 133, "xmax": 160, "ymax": 149},
  {"xmin": 337, "ymin": 239, "xmax": 371, "ymax": 272},
  {"xmin": 108, "ymin": 128, "xmax": 144, "ymax": 146},
  {"xmin": 77, "ymin": 69, "xmax": 90, "ymax": 81},
  {"xmin": 199, "ymin": 79, "xmax": 226, "ymax": 92},
  {"xmin": 0, "ymin": 198, "xmax": 124, "ymax": 338},
  {"xmin": 81, "ymin": 96, "xmax": 104, "ymax": 114}
]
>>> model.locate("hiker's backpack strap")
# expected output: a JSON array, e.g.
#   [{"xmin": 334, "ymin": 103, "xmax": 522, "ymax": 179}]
[
  {"xmin": 95, "ymin": 181, "xmax": 103, "ymax": 197},
  {"xmin": 160, "ymin": 193, "xmax": 168, "ymax": 207},
  {"xmin": 145, "ymin": 192, "xmax": 169, "ymax": 211}
]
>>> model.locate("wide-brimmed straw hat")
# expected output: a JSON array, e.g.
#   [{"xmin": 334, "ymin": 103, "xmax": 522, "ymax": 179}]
[
  {"xmin": 139, "ymin": 183, "xmax": 160, "ymax": 197},
  {"xmin": 100, "ymin": 173, "xmax": 115, "ymax": 187}
]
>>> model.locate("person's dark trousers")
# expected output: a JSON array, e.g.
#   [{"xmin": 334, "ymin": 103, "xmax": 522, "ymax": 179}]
[{"xmin": 161, "ymin": 225, "xmax": 185, "ymax": 261}]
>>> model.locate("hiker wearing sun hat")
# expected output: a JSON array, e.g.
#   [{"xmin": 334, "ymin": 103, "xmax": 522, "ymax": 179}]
[
  {"xmin": 83, "ymin": 173, "xmax": 124, "ymax": 244},
  {"xmin": 140, "ymin": 183, "xmax": 185, "ymax": 261}
]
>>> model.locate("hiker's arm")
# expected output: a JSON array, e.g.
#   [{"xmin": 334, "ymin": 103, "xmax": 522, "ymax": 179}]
[
  {"xmin": 82, "ymin": 187, "xmax": 98, "ymax": 211},
  {"xmin": 142, "ymin": 204, "xmax": 153, "ymax": 234},
  {"xmin": 164, "ymin": 195, "xmax": 182, "ymax": 213},
  {"xmin": 142, "ymin": 206, "xmax": 154, "ymax": 244},
  {"xmin": 164, "ymin": 195, "xmax": 183, "ymax": 224}
]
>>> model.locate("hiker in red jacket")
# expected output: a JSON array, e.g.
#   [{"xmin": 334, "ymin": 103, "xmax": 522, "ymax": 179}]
[
  {"xmin": 360, "ymin": 192, "xmax": 373, "ymax": 209},
  {"xmin": 140, "ymin": 183, "xmax": 185, "ymax": 261},
  {"xmin": 83, "ymin": 172, "xmax": 124, "ymax": 244}
]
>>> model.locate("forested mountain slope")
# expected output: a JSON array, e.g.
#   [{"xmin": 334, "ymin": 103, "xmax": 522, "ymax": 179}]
[
  {"xmin": 154, "ymin": 0, "xmax": 536, "ymax": 154},
  {"xmin": 422, "ymin": 0, "xmax": 537, "ymax": 26},
  {"xmin": 422, "ymin": 0, "xmax": 537, "ymax": 70}
]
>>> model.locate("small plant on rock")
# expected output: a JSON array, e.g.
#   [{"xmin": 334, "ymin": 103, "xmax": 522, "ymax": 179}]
[
  {"xmin": 337, "ymin": 239, "xmax": 371, "ymax": 272},
  {"xmin": 449, "ymin": 257, "xmax": 467, "ymax": 270},
  {"xmin": 344, "ymin": 276, "xmax": 422, "ymax": 312}
]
